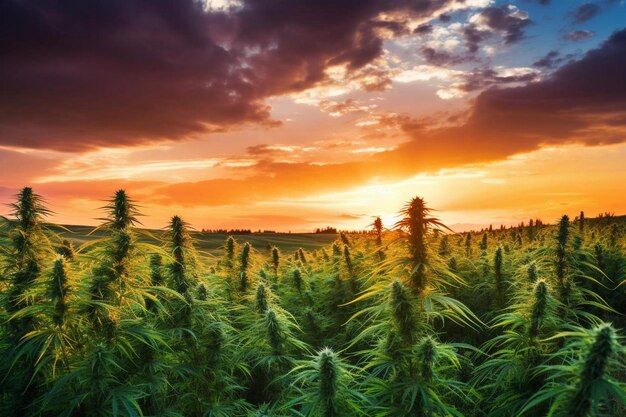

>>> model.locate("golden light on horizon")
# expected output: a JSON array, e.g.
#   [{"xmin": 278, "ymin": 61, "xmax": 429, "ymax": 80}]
[{"xmin": 6, "ymin": 142, "xmax": 621, "ymax": 233}]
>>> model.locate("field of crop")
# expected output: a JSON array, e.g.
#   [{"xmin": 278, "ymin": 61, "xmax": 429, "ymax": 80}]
[
  {"xmin": 1, "ymin": 188, "xmax": 625, "ymax": 417},
  {"xmin": 51, "ymin": 225, "xmax": 339, "ymax": 259}
]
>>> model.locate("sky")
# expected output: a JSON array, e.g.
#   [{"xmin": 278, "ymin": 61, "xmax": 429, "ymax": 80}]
[{"xmin": 1, "ymin": 0, "xmax": 626, "ymax": 232}]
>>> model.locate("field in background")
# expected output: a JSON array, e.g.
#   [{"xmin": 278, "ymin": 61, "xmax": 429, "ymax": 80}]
[{"xmin": 53, "ymin": 225, "xmax": 339, "ymax": 258}]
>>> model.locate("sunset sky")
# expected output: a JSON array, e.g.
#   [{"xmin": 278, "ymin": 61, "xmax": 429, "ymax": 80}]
[{"xmin": 2, "ymin": 0, "xmax": 626, "ymax": 231}]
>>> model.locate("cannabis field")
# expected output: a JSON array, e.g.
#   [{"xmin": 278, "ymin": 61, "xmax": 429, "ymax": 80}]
[{"xmin": 1, "ymin": 188, "xmax": 624, "ymax": 417}]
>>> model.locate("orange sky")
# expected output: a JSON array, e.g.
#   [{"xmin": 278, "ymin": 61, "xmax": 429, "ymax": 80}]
[
  {"xmin": 1, "ymin": 1, "xmax": 626, "ymax": 232},
  {"xmin": 4, "ymin": 142, "xmax": 624, "ymax": 232}
]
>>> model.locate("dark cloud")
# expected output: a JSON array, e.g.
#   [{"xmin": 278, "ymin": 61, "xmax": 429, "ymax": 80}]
[
  {"xmin": 0, "ymin": 0, "xmax": 267, "ymax": 151},
  {"xmin": 477, "ymin": 5, "xmax": 533, "ymax": 44},
  {"xmin": 420, "ymin": 47, "xmax": 470, "ymax": 66},
  {"xmin": 532, "ymin": 50, "xmax": 578, "ymax": 70},
  {"xmin": 463, "ymin": 4, "xmax": 532, "ymax": 53},
  {"xmin": 533, "ymin": 50, "xmax": 561, "ymax": 68},
  {"xmin": 459, "ymin": 68, "xmax": 540, "ymax": 92},
  {"xmin": 246, "ymin": 144, "xmax": 279, "ymax": 156},
  {"xmin": 372, "ymin": 20, "xmax": 411, "ymax": 37},
  {"xmin": 570, "ymin": 3, "xmax": 600, "ymax": 24},
  {"xmin": 391, "ymin": 28, "xmax": 626, "ymax": 167},
  {"xmin": 532, "ymin": 50, "xmax": 577, "ymax": 69},
  {"xmin": 414, "ymin": 24, "xmax": 433, "ymax": 35},
  {"xmin": 463, "ymin": 25, "xmax": 491, "ymax": 53},
  {"xmin": 0, "ymin": 0, "xmax": 458, "ymax": 152},
  {"xmin": 564, "ymin": 30, "xmax": 596, "ymax": 41}
]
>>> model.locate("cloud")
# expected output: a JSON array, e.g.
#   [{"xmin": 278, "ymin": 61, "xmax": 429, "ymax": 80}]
[
  {"xmin": 469, "ymin": 4, "xmax": 533, "ymax": 46},
  {"xmin": 533, "ymin": 50, "xmax": 562, "ymax": 69},
  {"xmin": 0, "ymin": 0, "xmax": 464, "ymax": 152},
  {"xmin": 317, "ymin": 99, "xmax": 376, "ymax": 117},
  {"xmin": 458, "ymin": 66, "xmax": 540, "ymax": 91},
  {"xmin": 414, "ymin": 24, "xmax": 434, "ymax": 35},
  {"xmin": 0, "ymin": 0, "xmax": 272, "ymax": 151},
  {"xmin": 564, "ymin": 30, "xmax": 596, "ymax": 42},
  {"xmin": 532, "ymin": 50, "xmax": 576, "ymax": 69},
  {"xmin": 28, "ymin": 179, "xmax": 160, "ymax": 205},
  {"xmin": 463, "ymin": 24, "xmax": 491, "ymax": 53},
  {"xmin": 418, "ymin": 65, "xmax": 541, "ymax": 99},
  {"xmin": 132, "ymin": 24, "xmax": 626, "ymax": 209},
  {"xmin": 245, "ymin": 144, "xmax": 317, "ymax": 159},
  {"xmin": 338, "ymin": 213, "xmax": 365, "ymax": 220},
  {"xmin": 246, "ymin": 144, "xmax": 284, "ymax": 156},
  {"xmin": 3, "ymin": 3, "xmax": 625, "ymax": 216},
  {"xmin": 420, "ymin": 47, "xmax": 470, "ymax": 66},
  {"xmin": 184, "ymin": 27, "xmax": 621, "ymax": 207},
  {"xmin": 0, "ymin": 149, "xmax": 59, "ymax": 185},
  {"xmin": 390, "ymin": 28, "xmax": 626, "ymax": 166},
  {"xmin": 459, "ymin": 4, "xmax": 532, "ymax": 56},
  {"xmin": 570, "ymin": 3, "xmax": 600, "ymax": 24}
]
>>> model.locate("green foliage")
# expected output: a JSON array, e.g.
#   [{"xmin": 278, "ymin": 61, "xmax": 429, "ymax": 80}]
[
  {"xmin": 0, "ymin": 187, "xmax": 56, "ymax": 415},
  {"xmin": 286, "ymin": 348, "xmax": 367, "ymax": 416},
  {"xmin": 168, "ymin": 215, "xmax": 196, "ymax": 295},
  {"xmin": 520, "ymin": 324, "xmax": 625, "ymax": 417},
  {"xmin": 1, "ymin": 191, "xmax": 625, "ymax": 417},
  {"xmin": 271, "ymin": 246, "xmax": 280, "ymax": 276}
]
